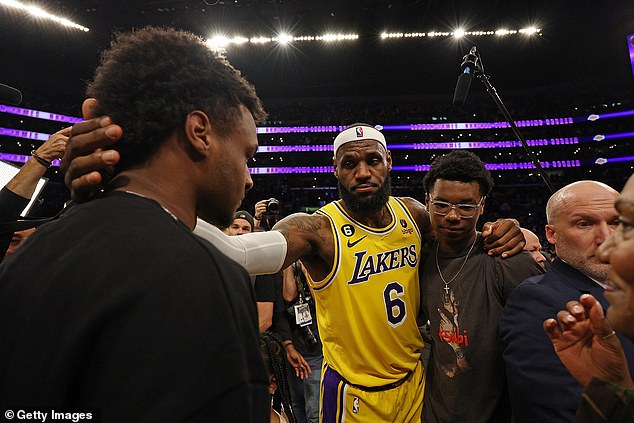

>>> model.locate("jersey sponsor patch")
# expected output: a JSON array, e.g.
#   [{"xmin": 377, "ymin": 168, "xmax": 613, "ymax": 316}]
[{"xmin": 341, "ymin": 224, "xmax": 355, "ymax": 237}]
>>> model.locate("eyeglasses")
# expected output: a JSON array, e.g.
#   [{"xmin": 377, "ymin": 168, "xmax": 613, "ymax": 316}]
[{"xmin": 429, "ymin": 197, "xmax": 484, "ymax": 218}]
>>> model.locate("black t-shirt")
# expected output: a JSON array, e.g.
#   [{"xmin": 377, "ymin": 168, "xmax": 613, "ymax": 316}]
[
  {"xmin": 0, "ymin": 192, "xmax": 268, "ymax": 422},
  {"xmin": 420, "ymin": 234, "xmax": 544, "ymax": 423},
  {"xmin": 254, "ymin": 272, "xmax": 279, "ymax": 303}
]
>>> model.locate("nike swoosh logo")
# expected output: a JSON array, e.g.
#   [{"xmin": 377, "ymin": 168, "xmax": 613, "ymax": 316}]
[{"xmin": 347, "ymin": 236, "xmax": 367, "ymax": 248}]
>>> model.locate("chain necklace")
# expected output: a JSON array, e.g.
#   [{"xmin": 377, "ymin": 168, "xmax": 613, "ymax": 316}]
[
  {"xmin": 435, "ymin": 233, "xmax": 480, "ymax": 296},
  {"xmin": 124, "ymin": 190, "xmax": 179, "ymax": 222}
]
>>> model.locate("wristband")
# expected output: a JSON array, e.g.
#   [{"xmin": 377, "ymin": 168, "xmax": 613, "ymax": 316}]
[
  {"xmin": 31, "ymin": 150, "xmax": 52, "ymax": 168},
  {"xmin": 282, "ymin": 340, "xmax": 293, "ymax": 348}
]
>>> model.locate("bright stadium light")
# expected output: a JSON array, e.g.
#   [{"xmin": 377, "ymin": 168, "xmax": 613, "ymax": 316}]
[
  {"xmin": 520, "ymin": 26, "xmax": 540, "ymax": 35},
  {"xmin": 0, "ymin": 0, "xmax": 89, "ymax": 32},
  {"xmin": 277, "ymin": 33, "xmax": 293, "ymax": 45},
  {"xmin": 250, "ymin": 36, "xmax": 273, "ymax": 44},
  {"xmin": 207, "ymin": 35, "xmax": 230, "ymax": 48},
  {"xmin": 453, "ymin": 28, "xmax": 466, "ymax": 38}
]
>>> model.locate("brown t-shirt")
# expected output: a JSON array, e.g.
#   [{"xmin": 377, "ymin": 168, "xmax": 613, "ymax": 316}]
[{"xmin": 420, "ymin": 233, "xmax": 544, "ymax": 423}]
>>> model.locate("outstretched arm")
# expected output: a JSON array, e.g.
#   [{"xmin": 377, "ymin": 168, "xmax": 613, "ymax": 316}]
[
  {"xmin": 543, "ymin": 294, "xmax": 633, "ymax": 389},
  {"xmin": 8, "ymin": 126, "xmax": 70, "ymax": 199}
]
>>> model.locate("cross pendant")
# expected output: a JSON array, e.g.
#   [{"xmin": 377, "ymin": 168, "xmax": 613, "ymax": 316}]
[{"xmin": 443, "ymin": 284, "xmax": 450, "ymax": 295}]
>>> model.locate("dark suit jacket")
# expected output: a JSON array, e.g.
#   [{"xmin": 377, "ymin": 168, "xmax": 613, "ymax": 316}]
[{"xmin": 499, "ymin": 259, "xmax": 634, "ymax": 423}]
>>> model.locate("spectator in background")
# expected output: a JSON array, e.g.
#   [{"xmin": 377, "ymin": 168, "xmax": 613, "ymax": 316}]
[
  {"xmin": 543, "ymin": 173, "xmax": 634, "ymax": 422},
  {"xmin": 0, "ymin": 27, "xmax": 269, "ymax": 421},
  {"xmin": 273, "ymin": 261, "xmax": 323, "ymax": 423},
  {"xmin": 0, "ymin": 127, "xmax": 68, "ymax": 258},
  {"xmin": 226, "ymin": 209, "xmax": 277, "ymax": 331},
  {"xmin": 501, "ymin": 180, "xmax": 634, "ymax": 423},
  {"xmin": 520, "ymin": 228, "xmax": 547, "ymax": 269},
  {"xmin": 225, "ymin": 210, "xmax": 255, "ymax": 236}
]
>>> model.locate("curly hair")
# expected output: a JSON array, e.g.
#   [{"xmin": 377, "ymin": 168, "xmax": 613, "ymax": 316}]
[
  {"xmin": 423, "ymin": 150, "xmax": 494, "ymax": 197},
  {"xmin": 87, "ymin": 26, "xmax": 266, "ymax": 171},
  {"xmin": 259, "ymin": 331, "xmax": 296, "ymax": 423}
]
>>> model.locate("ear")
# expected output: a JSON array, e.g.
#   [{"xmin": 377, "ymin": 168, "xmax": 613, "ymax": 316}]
[
  {"xmin": 545, "ymin": 224, "xmax": 557, "ymax": 245},
  {"xmin": 333, "ymin": 155, "xmax": 338, "ymax": 178},
  {"xmin": 268, "ymin": 375, "xmax": 278, "ymax": 395},
  {"xmin": 184, "ymin": 110, "xmax": 213, "ymax": 156},
  {"xmin": 424, "ymin": 193, "xmax": 430, "ymax": 208},
  {"xmin": 386, "ymin": 150, "xmax": 392, "ymax": 171},
  {"xmin": 480, "ymin": 197, "xmax": 486, "ymax": 214}
]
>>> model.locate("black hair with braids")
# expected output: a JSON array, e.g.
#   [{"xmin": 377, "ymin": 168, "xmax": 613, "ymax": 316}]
[{"xmin": 259, "ymin": 331, "xmax": 297, "ymax": 423}]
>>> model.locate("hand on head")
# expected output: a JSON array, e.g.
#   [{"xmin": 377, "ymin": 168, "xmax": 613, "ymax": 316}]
[{"xmin": 61, "ymin": 98, "xmax": 122, "ymax": 202}]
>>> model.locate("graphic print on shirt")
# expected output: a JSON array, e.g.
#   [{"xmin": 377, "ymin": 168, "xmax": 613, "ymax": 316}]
[{"xmin": 437, "ymin": 286, "xmax": 471, "ymax": 377}]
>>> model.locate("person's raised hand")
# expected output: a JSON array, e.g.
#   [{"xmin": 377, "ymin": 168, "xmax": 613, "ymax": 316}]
[
  {"xmin": 61, "ymin": 98, "xmax": 122, "ymax": 202},
  {"xmin": 35, "ymin": 126, "xmax": 71, "ymax": 163},
  {"xmin": 482, "ymin": 218, "xmax": 525, "ymax": 258},
  {"xmin": 543, "ymin": 294, "xmax": 633, "ymax": 388}
]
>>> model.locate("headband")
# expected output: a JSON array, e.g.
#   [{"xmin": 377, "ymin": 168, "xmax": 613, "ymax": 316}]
[{"xmin": 333, "ymin": 126, "xmax": 387, "ymax": 156}]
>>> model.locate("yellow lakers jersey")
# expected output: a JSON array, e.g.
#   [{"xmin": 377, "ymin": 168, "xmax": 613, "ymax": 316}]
[{"xmin": 310, "ymin": 197, "xmax": 424, "ymax": 386}]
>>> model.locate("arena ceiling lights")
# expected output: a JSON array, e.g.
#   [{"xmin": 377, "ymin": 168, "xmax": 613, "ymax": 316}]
[
  {"xmin": 207, "ymin": 33, "xmax": 359, "ymax": 49},
  {"xmin": 0, "ymin": 0, "xmax": 89, "ymax": 32},
  {"xmin": 381, "ymin": 27, "xmax": 541, "ymax": 39},
  {"xmin": 207, "ymin": 26, "xmax": 540, "ymax": 49}
]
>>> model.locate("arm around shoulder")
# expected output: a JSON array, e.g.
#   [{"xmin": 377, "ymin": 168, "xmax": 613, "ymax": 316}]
[{"xmin": 193, "ymin": 218, "xmax": 287, "ymax": 275}]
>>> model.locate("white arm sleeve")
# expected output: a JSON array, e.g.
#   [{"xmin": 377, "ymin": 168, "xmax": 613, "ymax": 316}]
[{"xmin": 193, "ymin": 218, "xmax": 287, "ymax": 275}]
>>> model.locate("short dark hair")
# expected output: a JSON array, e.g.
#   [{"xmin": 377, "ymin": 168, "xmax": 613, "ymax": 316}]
[
  {"xmin": 423, "ymin": 150, "xmax": 494, "ymax": 197},
  {"xmin": 87, "ymin": 26, "xmax": 266, "ymax": 171}
]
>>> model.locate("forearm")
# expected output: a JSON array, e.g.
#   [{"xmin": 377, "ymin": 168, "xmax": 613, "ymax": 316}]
[
  {"xmin": 193, "ymin": 218, "xmax": 287, "ymax": 275},
  {"xmin": 282, "ymin": 267, "xmax": 299, "ymax": 302},
  {"xmin": 257, "ymin": 302, "xmax": 273, "ymax": 332},
  {"xmin": 5, "ymin": 158, "xmax": 48, "ymax": 199}
]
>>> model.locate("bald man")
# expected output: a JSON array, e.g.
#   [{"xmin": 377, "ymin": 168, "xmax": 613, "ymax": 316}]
[
  {"xmin": 500, "ymin": 181, "xmax": 634, "ymax": 423},
  {"xmin": 520, "ymin": 228, "xmax": 546, "ymax": 269}
]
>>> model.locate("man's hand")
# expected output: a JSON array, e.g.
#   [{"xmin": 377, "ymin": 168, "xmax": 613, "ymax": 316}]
[
  {"xmin": 35, "ymin": 126, "xmax": 71, "ymax": 162},
  {"xmin": 61, "ymin": 98, "xmax": 122, "ymax": 202},
  {"xmin": 253, "ymin": 199, "xmax": 268, "ymax": 222},
  {"xmin": 543, "ymin": 294, "xmax": 633, "ymax": 388},
  {"xmin": 482, "ymin": 218, "xmax": 524, "ymax": 258},
  {"xmin": 284, "ymin": 343, "xmax": 312, "ymax": 380}
]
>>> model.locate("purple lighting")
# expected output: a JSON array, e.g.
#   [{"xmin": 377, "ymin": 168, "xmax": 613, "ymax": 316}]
[
  {"xmin": 0, "ymin": 105, "xmax": 82, "ymax": 124},
  {"xmin": 0, "ymin": 127, "xmax": 51, "ymax": 141},
  {"xmin": 605, "ymin": 131, "xmax": 634, "ymax": 140},
  {"xmin": 0, "ymin": 153, "xmax": 61, "ymax": 166},
  {"xmin": 1, "ymin": 103, "xmax": 631, "ymax": 132},
  {"xmin": 628, "ymin": 33, "xmax": 634, "ymax": 76}
]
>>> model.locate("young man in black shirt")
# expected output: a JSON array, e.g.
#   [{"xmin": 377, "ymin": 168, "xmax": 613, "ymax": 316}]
[
  {"xmin": 420, "ymin": 151, "xmax": 543, "ymax": 423},
  {"xmin": 0, "ymin": 27, "xmax": 269, "ymax": 422}
]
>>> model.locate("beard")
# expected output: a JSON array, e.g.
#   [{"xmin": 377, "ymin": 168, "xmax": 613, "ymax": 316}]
[
  {"xmin": 556, "ymin": 241, "xmax": 610, "ymax": 283},
  {"xmin": 338, "ymin": 174, "xmax": 391, "ymax": 214}
]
